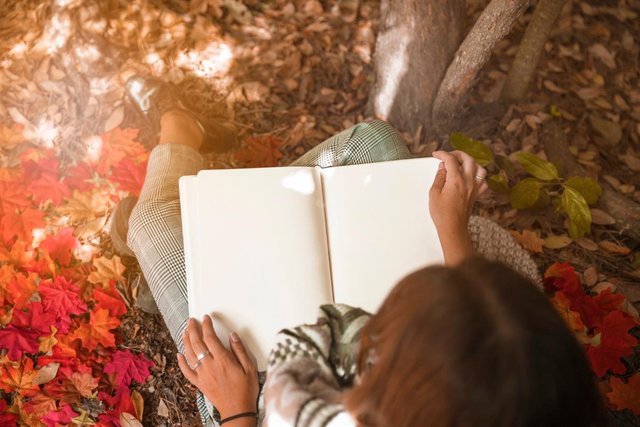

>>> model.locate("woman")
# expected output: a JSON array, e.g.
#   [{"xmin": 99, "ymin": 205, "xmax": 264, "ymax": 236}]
[{"xmin": 118, "ymin": 76, "xmax": 605, "ymax": 426}]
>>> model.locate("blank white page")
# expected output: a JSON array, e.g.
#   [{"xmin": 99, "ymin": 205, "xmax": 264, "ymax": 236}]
[
  {"xmin": 181, "ymin": 167, "xmax": 333, "ymax": 370},
  {"xmin": 321, "ymin": 157, "xmax": 444, "ymax": 313}
]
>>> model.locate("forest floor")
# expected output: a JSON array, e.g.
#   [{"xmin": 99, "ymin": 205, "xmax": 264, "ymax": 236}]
[{"xmin": 0, "ymin": 0, "xmax": 639, "ymax": 425}]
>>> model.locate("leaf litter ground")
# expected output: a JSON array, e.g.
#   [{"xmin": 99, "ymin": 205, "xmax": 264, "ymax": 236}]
[{"xmin": 0, "ymin": 0, "xmax": 639, "ymax": 425}]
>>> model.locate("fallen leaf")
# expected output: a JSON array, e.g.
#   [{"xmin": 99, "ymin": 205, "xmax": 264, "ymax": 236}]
[
  {"xmin": 599, "ymin": 241, "xmax": 632, "ymax": 255},
  {"xmin": 590, "ymin": 117, "xmax": 622, "ymax": 145},
  {"xmin": 543, "ymin": 235, "xmax": 573, "ymax": 249},
  {"xmin": 88, "ymin": 255, "xmax": 126, "ymax": 286},
  {"xmin": 120, "ymin": 412, "xmax": 143, "ymax": 427},
  {"xmin": 104, "ymin": 107, "xmax": 125, "ymax": 132},
  {"xmin": 590, "ymin": 209, "xmax": 616, "ymax": 225},
  {"xmin": 511, "ymin": 229, "xmax": 544, "ymax": 253},
  {"xmin": 607, "ymin": 376, "xmax": 640, "ymax": 415},
  {"xmin": 577, "ymin": 237, "xmax": 599, "ymax": 251}
]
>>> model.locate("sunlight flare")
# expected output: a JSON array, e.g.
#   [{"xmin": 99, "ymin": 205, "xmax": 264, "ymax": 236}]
[{"xmin": 175, "ymin": 41, "xmax": 233, "ymax": 78}]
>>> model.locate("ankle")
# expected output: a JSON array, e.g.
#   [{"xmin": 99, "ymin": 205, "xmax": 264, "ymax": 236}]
[{"xmin": 159, "ymin": 110, "xmax": 204, "ymax": 149}]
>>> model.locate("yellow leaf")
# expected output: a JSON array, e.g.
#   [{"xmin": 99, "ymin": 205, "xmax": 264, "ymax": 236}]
[
  {"xmin": 58, "ymin": 190, "xmax": 110, "ymax": 222},
  {"xmin": 88, "ymin": 255, "xmax": 126, "ymax": 286}
]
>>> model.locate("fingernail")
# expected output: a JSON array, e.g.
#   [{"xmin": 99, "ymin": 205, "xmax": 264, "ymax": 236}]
[
  {"xmin": 202, "ymin": 314, "xmax": 208, "ymax": 322},
  {"xmin": 230, "ymin": 331, "xmax": 240, "ymax": 342},
  {"xmin": 438, "ymin": 162, "xmax": 445, "ymax": 170},
  {"xmin": 177, "ymin": 353, "xmax": 182, "ymax": 360}
]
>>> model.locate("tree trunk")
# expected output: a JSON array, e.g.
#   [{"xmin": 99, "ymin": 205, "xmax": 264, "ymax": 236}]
[
  {"xmin": 432, "ymin": 0, "xmax": 529, "ymax": 135},
  {"xmin": 500, "ymin": 0, "xmax": 567, "ymax": 101},
  {"xmin": 369, "ymin": 0, "xmax": 464, "ymax": 138}
]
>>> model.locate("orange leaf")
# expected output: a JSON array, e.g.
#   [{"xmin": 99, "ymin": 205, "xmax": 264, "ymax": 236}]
[
  {"xmin": 0, "ymin": 356, "xmax": 39, "ymax": 396},
  {"xmin": 599, "ymin": 240, "xmax": 632, "ymax": 255},
  {"xmin": 88, "ymin": 255, "xmax": 126, "ymax": 286},
  {"xmin": 0, "ymin": 208, "xmax": 45, "ymax": 246},
  {"xmin": 510, "ymin": 229, "xmax": 544, "ymax": 253},
  {"xmin": 39, "ymin": 227, "xmax": 78, "ymax": 267},
  {"xmin": 95, "ymin": 128, "xmax": 147, "ymax": 175},
  {"xmin": 70, "ymin": 309, "xmax": 120, "ymax": 351},
  {"xmin": 607, "ymin": 376, "xmax": 640, "ymax": 415},
  {"xmin": 551, "ymin": 292, "xmax": 586, "ymax": 334}
]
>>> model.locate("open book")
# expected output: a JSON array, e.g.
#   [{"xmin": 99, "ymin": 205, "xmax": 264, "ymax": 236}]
[{"xmin": 179, "ymin": 157, "xmax": 444, "ymax": 369}]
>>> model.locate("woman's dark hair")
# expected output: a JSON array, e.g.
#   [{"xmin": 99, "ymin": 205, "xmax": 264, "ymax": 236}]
[{"xmin": 343, "ymin": 257, "xmax": 606, "ymax": 427}]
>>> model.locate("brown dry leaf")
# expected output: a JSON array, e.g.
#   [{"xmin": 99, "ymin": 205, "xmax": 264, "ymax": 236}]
[
  {"xmin": 33, "ymin": 363, "xmax": 60, "ymax": 386},
  {"xmin": 543, "ymin": 234, "xmax": 573, "ymax": 249},
  {"xmin": 58, "ymin": 190, "xmax": 109, "ymax": 222},
  {"xmin": 590, "ymin": 209, "xmax": 616, "ymax": 225},
  {"xmin": 119, "ymin": 413, "xmax": 143, "ymax": 427},
  {"xmin": 590, "ymin": 117, "xmax": 622, "ymax": 145},
  {"xmin": 131, "ymin": 390, "xmax": 144, "ymax": 420},
  {"xmin": 576, "ymin": 238, "xmax": 599, "ymax": 251},
  {"xmin": 582, "ymin": 267, "xmax": 598, "ymax": 287},
  {"xmin": 511, "ymin": 230, "xmax": 543, "ymax": 253},
  {"xmin": 88, "ymin": 255, "xmax": 126, "ymax": 286},
  {"xmin": 599, "ymin": 240, "xmax": 631, "ymax": 255},
  {"xmin": 157, "ymin": 398, "xmax": 170, "ymax": 418},
  {"xmin": 104, "ymin": 107, "xmax": 125, "ymax": 132},
  {"xmin": 619, "ymin": 150, "xmax": 640, "ymax": 172},
  {"xmin": 588, "ymin": 44, "xmax": 617, "ymax": 69}
]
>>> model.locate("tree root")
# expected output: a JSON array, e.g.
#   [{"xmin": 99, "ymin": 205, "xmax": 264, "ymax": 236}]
[{"xmin": 541, "ymin": 121, "xmax": 640, "ymax": 242}]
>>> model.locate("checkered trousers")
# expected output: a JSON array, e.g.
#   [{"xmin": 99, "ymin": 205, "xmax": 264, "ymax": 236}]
[{"xmin": 126, "ymin": 120, "xmax": 412, "ymax": 426}]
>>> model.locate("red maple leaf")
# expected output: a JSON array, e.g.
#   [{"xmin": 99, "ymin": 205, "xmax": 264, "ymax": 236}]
[
  {"xmin": 0, "ymin": 398, "xmax": 19, "ymax": 426},
  {"xmin": 0, "ymin": 356, "xmax": 39, "ymax": 396},
  {"xmin": 235, "ymin": 135, "xmax": 284, "ymax": 167},
  {"xmin": 0, "ymin": 325, "xmax": 40, "ymax": 360},
  {"xmin": 110, "ymin": 158, "xmax": 147, "ymax": 197},
  {"xmin": 42, "ymin": 403, "xmax": 79, "ymax": 427},
  {"xmin": 69, "ymin": 308, "xmax": 120, "ymax": 351},
  {"xmin": 11, "ymin": 301, "xmax": 56, "ymax": 335},
  {"xmin": 104, "ymin": 349, "xmax": 154, "ymax": 387},
  {"xmin": 607, "ymin": 375, "xmax": 640, "ymax": 415},
  {"xmin": 39, "ymin": 227, "xmax": 78, "ymax": 267},
  {"xmin": 22, "ymin": 158, "xmax": 70, "ymax": 206},
  {"xmin": 93, "ymin": 283, "xmax": 126, "ymax": 317},
  {"xmin": 63, "ymin": 163, "xmax": 95, "ymax": 192},
  {"xmin": 44, "ymin": 365, "xmax": 99, "ymax": 405},
  {"xmin": 97, "ymin": 385, "xmax": 135, "ymax": 424},
  {"xmin": 39, "ymin": 276, "xmax": 87, "ymax": 334},
  {"xmin": 543, "ymin": 262, "xmax": 582, "ymax": 298},
  {"xmin": 587, "ymin": 311, "xmax": 638, "ymax": 377}
]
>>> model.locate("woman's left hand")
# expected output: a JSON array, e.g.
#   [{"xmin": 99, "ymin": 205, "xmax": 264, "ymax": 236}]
[{"xmin": 177, "ymin": 315, "xmax": 259, "ymax": 420}]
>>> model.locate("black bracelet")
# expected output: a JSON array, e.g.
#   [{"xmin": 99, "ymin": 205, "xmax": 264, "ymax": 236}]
[{"xmin": 219, "ymin": 412, "xmax": 258, "ymax": 425}]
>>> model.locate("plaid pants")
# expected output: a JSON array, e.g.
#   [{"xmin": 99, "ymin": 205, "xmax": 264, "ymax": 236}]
[{"xmin": 127, "ymin": 120, "xmax": 411, "ymax": 426}]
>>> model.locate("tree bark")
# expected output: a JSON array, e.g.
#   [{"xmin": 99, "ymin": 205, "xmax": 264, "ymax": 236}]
[
  {"xmin": 500, "ymin": 0, "xmax": 567, "ymax": 101},
  {"xmin": 369, "ymin": 0, "xmax": 464, "ymax": 138},
  {"xmin": 431, "ymin": 0, "xmax": 529, "ymax": 136},
  {"xmin": 541, "ymin": 121, "xmax": 640, "ymax": 242}
]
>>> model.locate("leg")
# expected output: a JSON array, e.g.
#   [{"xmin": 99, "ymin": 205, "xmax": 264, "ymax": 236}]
[
  {"xmin": 126, "ymin": 112, "xmax": 215, "ymax": 426},
  {"xmin": 291, "ymin": 119, "xmax": 412, "ymax": 167}
]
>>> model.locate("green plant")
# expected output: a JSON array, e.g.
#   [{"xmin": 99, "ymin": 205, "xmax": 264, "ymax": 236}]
[{"xmin": 450, "ymin": 132, "xmax": 602, "ymax": 239}]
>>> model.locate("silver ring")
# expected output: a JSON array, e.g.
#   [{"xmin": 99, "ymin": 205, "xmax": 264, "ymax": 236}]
[
  {"xmin": 474, "ymin": 175, "xmax": 486, "ymax": 181},
  {"xmin": 192, "ymin": 360, "xmax": 202, "ymax": 370},
  {"xmin": 196, "ymin": 350, "xmax": 210, "ymax": 361}
]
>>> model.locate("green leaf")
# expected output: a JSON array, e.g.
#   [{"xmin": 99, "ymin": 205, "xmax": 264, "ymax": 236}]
[
  {"xmin": 450, "ymin": 132, "xmax": 493, "ymax": 166},
  {"xmin": 487, "ymin": 174, "xmax": 509, "ymax": 194},
  {"xmin": 560, "ymin": 186, "xmax": 592, "ymax": 239},
  {"xmin": 510, "ymin": 178, "xmax": 544, "ymax": 209},
  {"xmin": 516, "ymin": 152, "xmax": 560, "ymax": 181},
  {"xmin": 565, "ymin": 176, "xmax": 602, "ymax": 206}
]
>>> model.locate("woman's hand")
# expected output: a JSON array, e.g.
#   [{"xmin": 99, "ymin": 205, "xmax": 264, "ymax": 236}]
[
  {"xmin": 177, "ymin": 315, "xmax": 259, "ymax": 422},
  {"xmin": 429, "ymin": 150, "xmax": 488, "ymax": 265}
]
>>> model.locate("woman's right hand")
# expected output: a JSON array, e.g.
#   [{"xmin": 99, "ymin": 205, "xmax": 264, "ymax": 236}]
[{"xmin": 429, "ymin": 150, "xmax": 488, "ymax": 265}]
